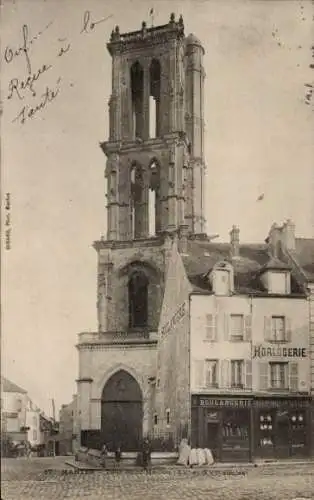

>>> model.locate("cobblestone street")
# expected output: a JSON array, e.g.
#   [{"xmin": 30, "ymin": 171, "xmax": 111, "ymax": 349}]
[{"xmin": 1, "ymin": 458, "xmax": 314, "ymax": 500}]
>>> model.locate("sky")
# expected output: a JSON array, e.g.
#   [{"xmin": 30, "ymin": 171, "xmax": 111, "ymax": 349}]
[{"xmin": 1, "ymin": 0, "xmax": 313, "ymax": 417}]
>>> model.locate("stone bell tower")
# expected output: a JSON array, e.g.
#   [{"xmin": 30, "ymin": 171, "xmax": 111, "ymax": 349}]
[
  {"xmin": 76, "ymin": 14, "xmax": 206, "ymax": 451},
  {"xmin": 101, "ymin": 12, "xmax": 206, "ymax": 242}
]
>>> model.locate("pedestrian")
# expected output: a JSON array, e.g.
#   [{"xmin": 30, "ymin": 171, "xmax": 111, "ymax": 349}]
[
  {"xmin": 114, "ymin": 445, "xmax": 122, "ymax": 471},
  {"xmin": 142, "ymin": 437, "xmax": 152, "ymax": 474},
  {"xmin": 100, "ymin": 443, "xmax": 108, "ymax": 468}
]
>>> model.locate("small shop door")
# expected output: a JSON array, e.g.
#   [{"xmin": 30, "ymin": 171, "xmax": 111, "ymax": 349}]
[
  {"xmin": 275, "ymin": 412, "xmax": 290, "ymax": 458},
  {"xmin": 207, "ymin": 422, "xmax": 220, "ymax": 461}
]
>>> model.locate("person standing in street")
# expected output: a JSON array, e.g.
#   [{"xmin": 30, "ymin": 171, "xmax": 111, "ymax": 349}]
[
  {"xmin": 142, "ymin": 438, "xmax": 152, "ymax": 474},
  {"xmin": 100, "ymin": 443, "xmax": 108, "ymax": 468},
  {"xmin": 114, "ymin": 445, "xmax": 122, "ymax": 471}
]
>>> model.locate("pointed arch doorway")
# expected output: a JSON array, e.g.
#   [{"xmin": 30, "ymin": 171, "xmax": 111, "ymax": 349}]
[{"xmin": 101, "ymin": 370, "xmax": 143, "ymax": 451}]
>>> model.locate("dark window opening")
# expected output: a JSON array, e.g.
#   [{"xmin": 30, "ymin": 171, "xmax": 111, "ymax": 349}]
[
  {"xmin": 149, "ymin": 59, "xmax": 161, "ymax": 138},
  {"xmin": 128, "ymin": 271, "xmax": 148, "ymax": 328},
  {"xmin": 130, "ymin": 164, "xmax": 144, "ymax": 239},
  {"xmin": 131, "ymin": 61, "xmax": 144, "ymax": 139}
]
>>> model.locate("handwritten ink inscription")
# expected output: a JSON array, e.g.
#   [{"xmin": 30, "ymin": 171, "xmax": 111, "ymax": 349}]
[
  {"xmin": 4, "ymin": 193, "xmax": 11, "ymax": 250},
  {"xmin": 3, "ymin": 11, "xmax": 113, "ymax": 125}
]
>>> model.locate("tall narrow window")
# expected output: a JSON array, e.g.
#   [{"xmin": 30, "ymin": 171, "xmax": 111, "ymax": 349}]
[
  {"xmin": 270, "ymin": 362, "xmax": 288, "ymax": 389},
  {"xmin": 148, "ymin": 188, "xmax": 156, "ymax": 236},
  {"xmin": 131, "ymin": 61, "xmax": 144, "ymax": 139},
  {"xmin": 271, "ymin": 316, "xmax": 285, "ymax": 342},
  {"xmin": 231, "ymin": 360, "xmax": 244, "ymax": 388},
  {"xmin": 130, "ymin": 164, "xmax": 143, "ymax": 239},
  {"xmin": 205, "ymin": 360, "xmax": 218, "ymax": 388},
  {"xmin": 149, "ymin": 59, "xmax": 161, "ymax": 138},
  {"xmin": 148, "ymin": 160, "xmax": 160, "ymax": 236},
  {"xmin": 128, "ymin": 271, "xmax": 148, "ymax": 328},
  {"xmin": 149, "ymin": 96, "xmax": 157, "ymax": 139},
  {"xmin": 230, "ymin": 315, "xmax": 244, "ymax": 341}
]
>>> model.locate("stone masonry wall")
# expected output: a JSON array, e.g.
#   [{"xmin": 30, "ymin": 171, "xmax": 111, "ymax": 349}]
[{"xmin": 154, "ymin": 239, "xmax": 192, "ymax": 443}]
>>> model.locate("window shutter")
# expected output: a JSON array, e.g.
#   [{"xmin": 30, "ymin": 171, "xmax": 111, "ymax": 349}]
[
  {"xmin": 259, "ymin": 362, "xmax": 269, "ymax": 391},
  {"xmin": 213, "ymin": 313, "xmax": 218, "ymax": 341},
  {"xmin": 244, "ymin": 315, "xmax": 252, "ymax": 342},
  {"xmin": 289, "ymin": 362, "xmax": 298, "ymax": 392},
  {"xmin": 205, "ymin": 314, "xmax": 217, "ymax": 341},
  {"xmin": 285, "ymin": 317, "xmax": 292, "ymax": 342},
  {"xmin": 245, "ymin": 360, "xmax": 252, "ymax": 389},
  {"xmin": 220, "ymin": 359, "xmax": 230, "ymax": 389},
  {"xmin": 194, "ymin": 360, "xmax": 204, "ymax": 389},
  {"xmin": 264, "ymin": 316, "xmax": 271, "ymax": 342},
  {"xmin": 223, "ymin": 314, "xmax": 230, "ymax": 341}
]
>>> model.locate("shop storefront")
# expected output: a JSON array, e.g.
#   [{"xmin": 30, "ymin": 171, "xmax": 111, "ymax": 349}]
[
  {"xmin": 253, "ymin": 397, "xmax": 311, "ymax": 459},
  {"xmin": 191, "ymin": 395, "xmax": 311, "ymax": 462},
  {"xmin": 191, "ymin": 395, "xmax": 253, "ymax": 462}
]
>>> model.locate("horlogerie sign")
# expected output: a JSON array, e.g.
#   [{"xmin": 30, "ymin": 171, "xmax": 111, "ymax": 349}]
[{"xmin": 253, "ymin": 345, "xmax": 307, "ymax": 358}]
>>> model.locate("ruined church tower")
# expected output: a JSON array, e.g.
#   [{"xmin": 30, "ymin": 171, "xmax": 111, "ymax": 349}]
[{"xmin": 76, "ymin": 14, "xmax": 206, "ymax": 451}]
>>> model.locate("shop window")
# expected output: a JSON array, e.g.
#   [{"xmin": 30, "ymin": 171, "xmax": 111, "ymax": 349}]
[
  {"xmin": 230, "ymin": 315, "xmax": 244, "ymax": 341},
  {"xmin": 205, "ymin": 359, "xmax": 218, "ymax": 388},
  {"xmin": 290, "ymin": 411, "xmax": 306, "ymax": 450},
  {"xmin": 271, "ymin": 316, "xmax": 285, "ymax": 342},
  {"xmin": 258, "ymin": 411, "xmax": 274, "ymax": 448},
  {"xmin": 270, "ymin": 362, "xmax": 288, "ymax": 389},
  {"xmin": 222, "ymin": 410, "xmax": 250, "ymax": 450},
  {"xmin": 231, "ymin": 360, "xmax": 244, "ymax": 388}
]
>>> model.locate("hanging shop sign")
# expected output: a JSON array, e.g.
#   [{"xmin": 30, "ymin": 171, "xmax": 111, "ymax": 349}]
[
  {"xmin": 160, "ymin": 302, "xmax": 186, "ymax": 337},
  {"xmin": 252, "ymin": 345, "xmax": 307, "ymax": 359}
]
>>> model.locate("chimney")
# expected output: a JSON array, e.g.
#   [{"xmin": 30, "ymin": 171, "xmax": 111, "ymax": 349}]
[
  {"xmin": 282, "ymin": 219, "xmax": 295, "ymax": 251},
  {"xmin": 266, "ymin": 223, "xmax": 281, "ymax": 258},
  {"xmin": 230, "ymin": 225, "xmax": 240, "ymax": 258}
]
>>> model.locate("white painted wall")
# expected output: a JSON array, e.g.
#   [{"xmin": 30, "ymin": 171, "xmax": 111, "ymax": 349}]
[{"xmin": 190, "ymin": 294, "xmax": 310, "ymax": 394}]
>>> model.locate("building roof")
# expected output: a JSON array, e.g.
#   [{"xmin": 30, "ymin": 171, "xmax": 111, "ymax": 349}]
[
  {"xmin": 186, "ymin": 33, "xmax": 203, "ymax": 47},
  {"xmin": 1, "ymin": 376, "xmax": 27, "ymax": 394},
  {"xmin": 259, "ymin": 256, "xmax": 291, "ymax": 273},
  {"xmin": 293, "ymin": 238, "xmax": 314, "ymax": 281},
  {"xmin": 181, "ymin": 239, "xmax": 304, "ymax": 295}
]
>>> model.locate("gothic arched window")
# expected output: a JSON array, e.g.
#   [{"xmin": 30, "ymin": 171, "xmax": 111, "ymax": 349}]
[
  {"xmin": 149, "ymin": 59, "xmax": 161, "ymax": 138},
  {"xmin": 131, "ymin": 61, "xmax": 144, "ymax": 139},
  {"xmin": 128, "ymin": 271, "xmax": 148, "ymax": 328}
]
